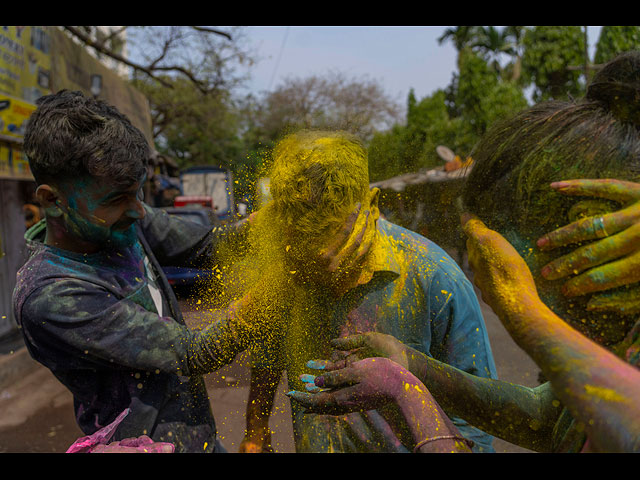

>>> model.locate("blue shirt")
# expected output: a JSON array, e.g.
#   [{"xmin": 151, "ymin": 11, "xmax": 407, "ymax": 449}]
[{"xmin": 255, "ymin": 218, "xmax": 498, "ymax": 452}]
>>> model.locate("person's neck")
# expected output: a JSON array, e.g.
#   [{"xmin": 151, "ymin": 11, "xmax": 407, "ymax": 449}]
[{"xmin": 44, "ymin": 216, "xmax": 102, "ymax": 255}]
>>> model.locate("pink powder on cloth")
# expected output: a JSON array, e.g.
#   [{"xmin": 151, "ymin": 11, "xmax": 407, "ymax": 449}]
[{"xmin": 66, "ymin": 408, "xmax": 175, "ymax": 453}]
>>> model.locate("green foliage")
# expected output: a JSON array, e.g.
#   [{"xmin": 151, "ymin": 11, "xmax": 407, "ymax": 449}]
[
  {"xmin": 454, "ymin": 49, "xmax": 529, "ymax": 148},
  {"xmin": 409, "ymin": 89, "xmax": 474, "ymax": 168},
  {"xmin": 368, "ymin": 89, "xmax": 462, "ymax": 182},
  {"xmin": 369, "ymin": 47, "xmax": 528, "ymax": 183},
  {"xmin": 134, "ymin": 26, "xmax": 640, "ymax": 205},
  {"xmin": 595, "ymin": 26, "xmax": 640, "ymax": 65},
  {"xmin": 521, "ymin": 26, "xmax": 586, "ymax": 102},
  {"xmin": 133, "ymin": 76, "xmax": 263, "ymax": 200},
  {"xmin": 367, "ymin": 125, "xmax": 413, "ymax": 183},
  {"xmin": 456, "ymin": 48, "xmax": 502, "ymax": 135},
  {"xmin": 133, "ymin": 76, "xmax": 237, "ymax": 166},
  {"xmin": 437, "ymin": 26, "xmax": 483, "ymax": 51}
]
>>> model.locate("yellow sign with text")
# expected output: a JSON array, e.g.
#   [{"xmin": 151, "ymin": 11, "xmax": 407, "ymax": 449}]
[
  {"xmin": 0, "ymin": 94, "xmax": 36, "ymax": 138},
  {"xmin": 0, "ymin": 140, "xmax": 32, "ymax": 180},
  {"xmin": 0, "ymin": 26, "xmax": 52, "ymax": 104}
]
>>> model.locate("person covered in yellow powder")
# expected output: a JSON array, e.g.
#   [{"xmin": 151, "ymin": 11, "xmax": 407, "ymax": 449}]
[
  {"xmin": 289, "ymin": 51, "xmax": 640, "ymax": 453},
  {"xmin": 238, "ymin": 130, "xmax": 498, "ymax": 453}
]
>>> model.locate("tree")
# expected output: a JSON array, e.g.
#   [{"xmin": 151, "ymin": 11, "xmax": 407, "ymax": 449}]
[
  {"xmin": 487, "ymin": 26, "xmax": 527, "ymax": 84},
  {"xmin": 369, "ymin": 88, "xmax": 470, "ymax": 182},
  {"xmin": 368, "ymin": 46, "xmax": 528, "ymax": 184},
  {"xmin": 454, "ymin": 48, "xmax": 528, "ymax": 137},
  {"xmin": 594, "ymin": 26, "xmax": 640, "ymax": 65},
  {"xmin": 248, "ymin": 70, "xmax": 402, "ymax": 144},
  {"xmin": 235, "ymin": 70, "xmax": 403, "ymax": 199},
  {"xmin": 521, "ymin": 26, "xmax": 586, "ymax": 102},
  {"xmin": 62, "ymin": 26, "xmax": 254, "ymax": 95},
  {"xmin": 64, "ymin": 26, "xmax": 258, "ymax": 193},
  {"xmin": 437, "ymin": 26, "xmax": 483, "ymax": 51},
  {"xmin": 469, "ymin": 26, "xmax": 508, "ymax": 73},
  {"xmin": 133, "ymin": 76, "xmax": 242, "ymax": 167}
]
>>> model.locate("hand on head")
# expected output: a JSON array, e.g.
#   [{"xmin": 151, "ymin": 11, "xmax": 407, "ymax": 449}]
[
  {"xmin": 310, "ymin": 188, "xmax": 380, "ymax": 294},
  {"xmin": 535, "ymin": 179, "xmax": 640, "ymax": 315}
]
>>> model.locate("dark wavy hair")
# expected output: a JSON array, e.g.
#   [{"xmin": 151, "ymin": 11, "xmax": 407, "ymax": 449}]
[
  {"xmin": 462, "ymin": 51, "xmax": 640, "ymax": 237},
  {"xmin": 461, "ymin": 51, "xmax": 640, "ymax": 345},
  {"xmin": 23, "ymin": 90, "xmax": 150, "ymax": 188}
]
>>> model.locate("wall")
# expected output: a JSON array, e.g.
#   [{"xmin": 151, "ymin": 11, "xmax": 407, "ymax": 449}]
[{"xmin": 0, "ymin": 179, "xmax": 27, "ymax": 336}]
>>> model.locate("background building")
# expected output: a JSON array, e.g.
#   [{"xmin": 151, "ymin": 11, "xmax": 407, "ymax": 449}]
[{"xmin": 0, "ymin": 26, "xmax": 153, "ymax": 340}]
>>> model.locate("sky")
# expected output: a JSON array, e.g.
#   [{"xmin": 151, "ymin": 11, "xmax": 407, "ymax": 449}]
[
  {"xmin": 239, "ymin": 26, "xmax": 457, "ymax": 104},
  {"xmin": 238, "ymin": 26, "xmax": 604, "ymax": 108}
]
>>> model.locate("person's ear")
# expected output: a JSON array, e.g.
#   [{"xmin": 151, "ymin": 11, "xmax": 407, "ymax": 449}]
[
  {"xmin": 368, "ymin": 187, "xmax": 380, "ymax": 220},
  {"xmin": 36, "ymin": 184, "xmax": 64, "ymax": 217}
]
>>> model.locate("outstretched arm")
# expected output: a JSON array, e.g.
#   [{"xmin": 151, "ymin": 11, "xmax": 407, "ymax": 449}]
[
  {"xmin": 463, "ymin": 213, "xmax": 640, "ymax": 452},
  {"xmin": 323, "ymin": 333, "xmax": 562, "ymax": 452},
  {"xmin": 287, "ymin": 357, "xmax": 473, "ymax": 453}
]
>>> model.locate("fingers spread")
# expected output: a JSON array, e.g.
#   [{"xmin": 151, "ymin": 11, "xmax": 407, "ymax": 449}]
[
  {"xmin": 537, "ymin": 206, "xmax": 640, "ymax": 250},
  {"xmin": 330, "ymin": 210, "xmax": 371, "ymax": 271},
  {"xmin": 323, "ymin": 203, "xmax": 362, "ymax": 259},
  {"xmin": 541, "ymin": 225, "xmax": 640, "ymax": 280},
  {"xmin": 550, "ymin": 179, "xmax": 640, "ymax": 204},
  {"xmin": 563, "ymin": 251, "xmax": 640, "ymax": 297}
]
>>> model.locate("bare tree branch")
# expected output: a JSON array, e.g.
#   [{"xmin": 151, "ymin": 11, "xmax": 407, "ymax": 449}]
[
  {"xmin": 62, "ymin": 26, "xmax": 176, "ymax": 89},
  {"xmin": 99, "ymin": 26, "xmax": 129, "ymax": 49},
  {"xmin": 61, "ymin": 25, "xmax": 234, "ymax": 94},
  {"xmin": 152, "ymin": 65, "xmax": 210, "ymax": 93},
  {"xmin": 148, "ymin": 37, "xmax": 173, "ymax": 70},
  {"xmin": 190, "ymin": 26, "xmax": 232, "ymax": 41}
]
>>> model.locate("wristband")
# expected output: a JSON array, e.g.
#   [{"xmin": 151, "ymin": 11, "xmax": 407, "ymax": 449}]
[{"xmin": 413, "ymin": 435, "xmax": 474, "ymax": 453}]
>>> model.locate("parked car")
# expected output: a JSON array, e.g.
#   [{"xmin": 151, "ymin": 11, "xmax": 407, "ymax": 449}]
[{"xmin": 160, "ymin": 207, "xmax": 218, "ymax": 290}]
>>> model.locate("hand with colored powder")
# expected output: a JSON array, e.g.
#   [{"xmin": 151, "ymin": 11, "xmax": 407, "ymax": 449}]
[
  {"xmin": 310, "ymin": 331, "xmax": 414, "ymax": 371},
  {"xmin": 536, "ymin": 179, "xmax": 640, "ymax": 315},
  {"xmin": 315, "ymin": 194, "xmax": 378, "ymax": 295},
  {"xmin": 461, "ymin": 213, "xmax": 542, "ymax": 335},
  {"xmin": 88, "ymin": 435, "xmax": 175, "ymax": 453},
  {"xmin": 286, "ymin": 357, "xmax": 472, "ymax": 453},
  {"xmin": 462, "ymin": 211, "xmax": 640, "ymax": 452}
]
